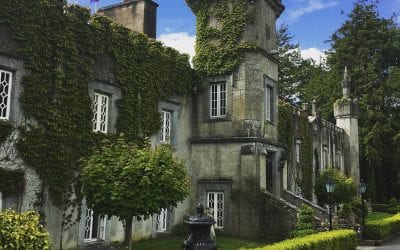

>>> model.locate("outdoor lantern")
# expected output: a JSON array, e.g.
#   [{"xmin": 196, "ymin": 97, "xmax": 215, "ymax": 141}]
[
  {"xmin": 325, "ymin": 178, "xmax": 335, "ymax": 194},
  {"xmin": 358, "ymin": 180, "xmax": 367, "ymax": 194}
]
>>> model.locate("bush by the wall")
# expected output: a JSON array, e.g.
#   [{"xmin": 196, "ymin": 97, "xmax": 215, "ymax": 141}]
[
  {"xmin": 0, "ymin": 210, "xmax": 49, "ymax": 250},
  {"xmin": 364, "ymin": 213, "xmax": 400, "ymax": 240},
  {"xmin": 387, "ymin": 197, "xmax": 400, "ymax": 214},
  {"xmin": 241, "ymin": 230, "xmax": 357, "ymax": 250},
  {"xmin": 292, "ymin": 204, "xmax": 316, "ymax": 238}
]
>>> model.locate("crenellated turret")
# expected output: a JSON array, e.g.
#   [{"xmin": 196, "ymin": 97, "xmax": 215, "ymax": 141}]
[{"xmin": 334, "ymin": 68, "xmax": 360, "ymax": 184}]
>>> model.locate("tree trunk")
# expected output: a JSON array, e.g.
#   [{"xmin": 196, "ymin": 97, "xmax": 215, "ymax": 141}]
[{"xmin": 125, "ymin": 216, "xmax": 133, "ymax": 250}]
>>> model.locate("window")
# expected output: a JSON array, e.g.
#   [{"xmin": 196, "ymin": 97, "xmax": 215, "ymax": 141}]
[
  {"xmin": 336, "ymin": 151, "xmax": 343, "ymax": 170},
  {"xmin": 0, "ymin": 70, "xmax": 12, "ymax": 120},
  {"xmin": 156, "ymin": 208, "xmax": 167, "ymax": 232},
  {"xmin": 160, "ymin": 110, "xmax": 171, "ymax": 143},
  {"xmin": 209, "ymin": 82, "xmax": 226, "ymax": 118},
  {"xmin": 295, "ymin": 140, "xmax": 301, "ymax": 163},
  {"xmin": 92, "ymin": 92, "xmax": 109, "ymax": 133},
  {"xmin": 322, "ymin": 146, "xmax": 329, "ymax": 169},
  {"xmin": 265, "ymin": 85, "xmax": 273, "ymax": 122},
  {"xmin": 207, "ymin": 191, "xmax": 224, "ymax": 228}
]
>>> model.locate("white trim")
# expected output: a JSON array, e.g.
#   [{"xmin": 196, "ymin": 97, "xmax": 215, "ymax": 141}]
[
  {"xmin": 156, "ymin": 208, "xmax": 167, "ymax": 232},
  {"xmin": 92, "ymin": 92, "xmax": 109, "ymax": 133},
  {"xmin": 160, "ymin": 110, "xmax": 171, "ymax": 143},
  {"xmin": 209, "ymin": 82, "xmax": 226, "ymax": 118},
  {"xmin": 265, "ymin": 85, "xmax": 273, "ymax": 121},
  {"xmin": 0, "ymin": 70, "xmax": 12, "ymax": 120},
  {"xmin": 207, "ymin": 191, "xmax": 224, "ymax": 228}
]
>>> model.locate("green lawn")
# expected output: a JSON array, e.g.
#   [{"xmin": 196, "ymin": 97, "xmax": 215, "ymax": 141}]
[
  {"xmin": 131, "ymin": 236, "xmax": 262, "ymax": 250},
  {"xmin": 366, "ymin": 212, "xmax": 393, "ymax": 223}
]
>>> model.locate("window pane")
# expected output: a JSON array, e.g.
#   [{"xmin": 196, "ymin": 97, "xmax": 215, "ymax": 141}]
[
  {"xmin": 92, "ymin": 93, "xmax": 109, "ymax": 133},
  {"xmin": 0, "ymin": 70, "xmax": 12, "ymax": 119}
]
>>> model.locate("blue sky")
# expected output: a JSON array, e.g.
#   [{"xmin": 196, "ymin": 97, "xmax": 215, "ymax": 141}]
[{"xmin": 70, "ymin": 0, "xmax": 400, "ymax": 62}]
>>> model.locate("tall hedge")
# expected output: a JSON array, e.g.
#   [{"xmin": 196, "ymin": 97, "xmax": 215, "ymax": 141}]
[{"xmin": 0, "ymin": 210, "xmax": 49, "ymax": 250}]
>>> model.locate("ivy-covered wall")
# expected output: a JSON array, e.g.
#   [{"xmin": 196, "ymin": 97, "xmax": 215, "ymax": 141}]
[
  {"xmin": 0, "ymin": 0, "xmax": 194, "ymax": 216},
  {"xmin": 278, "ymin": 101, "xmax": 313, "ymax": 200},
  {"xmin": 186, "ymin": 0, "xmax": 256, "ymax": 75}
]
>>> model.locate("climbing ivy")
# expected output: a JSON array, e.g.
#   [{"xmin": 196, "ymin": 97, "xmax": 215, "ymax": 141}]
[
  {"xmin": 300, "ymin": 115, "xmax": 313, "ymax": 200},
  {"xmin": 0, "ymin": 168, "xmax": 25, "ymax": 197},
  {"xmin": 0, "ymin": 120, "xmax": 13, "ymax": 143},
  {"xmin": 186, "ymin": 0, "xmax": 255, "ymax": 75},
  {"xmin": 0, "ymin": 0, "xmax": 194, "ymax": 222},
  {"xmin": 278, "ymin": 101, "xmax": 313, "ymax": 200}
]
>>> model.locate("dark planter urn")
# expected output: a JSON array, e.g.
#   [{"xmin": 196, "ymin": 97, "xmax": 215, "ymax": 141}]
[{"xmin": 182, "ymin": 204, "xmax": 217, "ymax": 250}]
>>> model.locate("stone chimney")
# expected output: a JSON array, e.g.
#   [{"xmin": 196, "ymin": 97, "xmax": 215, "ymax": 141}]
[{"xmin": 97, "ymin": 0, "xmax": 158, "ymax": 38}]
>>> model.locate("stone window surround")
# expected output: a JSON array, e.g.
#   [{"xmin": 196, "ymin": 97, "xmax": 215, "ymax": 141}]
[
  {"xmin": 157, "ymin": 101, "xmax": 180, "ymax": 147},
  {"xmin": 264, "ymin": 75, "xmax": 277, "ymax": 125},
  {"xmin": 203, "ymin": 75, "xmax": 233, "ymax": 122},
  {"xmin": 197, "ymin": 179, "xmax": 232, "ymax": 230},
  {"xmin": 209, "ymin": 81, "xmax": 227, "ymax": 118},
  {"xmin": 92, "ymin": 92, "xmax": 109, "ymax": 133},
  {"xmin": 89, "ymin": 81, "xmax": 121, "ymax": 135}
]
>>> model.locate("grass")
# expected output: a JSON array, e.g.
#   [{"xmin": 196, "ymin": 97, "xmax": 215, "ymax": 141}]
[
  {"xmin": 131, "ymin": 236, "xmax": 263, "ymax": 250},
  {"xmin": 366, "ymin": 212, "xmax": 393, "ymax": 223}
]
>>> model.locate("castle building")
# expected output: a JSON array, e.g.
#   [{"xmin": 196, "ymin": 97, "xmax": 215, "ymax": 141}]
[{"xmin": 0, "ymin": 0, "xmax": 359, "ymax": 248}]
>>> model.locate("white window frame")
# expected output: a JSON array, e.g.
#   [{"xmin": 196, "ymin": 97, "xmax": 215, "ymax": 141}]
[
  {"xmin": 265, "ymin": 85, "xmax": 273, "ymax": 122},
  {"xmin": 209, "ymin": 82, "xmax": 226, "ymax": 118},
  {"xmin": 207, "ymin": 191, "xmax": 224, "ymax": 228},
  {"xmin": 84, "ymin": 207, "xmax": 95, "ymax": 241},
  {"xmin": 295, "ymin": 139, "xmax": 301, "ymax": 163},
  {"xmin": 160, "ymin": 110, "xmax": 171, "ymax": 143},
  {"xmin": 156, "ymin": 208, "xmax": 168, "ymax": 232},
  {"xmin": 92, "ymin": 92, "xmax": 109, "ymax": 133},
  {"xmin": 0, "ymin": 70, "xmax": 12, "ymax": 120}
]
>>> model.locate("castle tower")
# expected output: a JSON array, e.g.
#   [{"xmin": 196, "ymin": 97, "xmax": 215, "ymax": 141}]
[
  {"xmin": 97, "ymin": 0, "xmax": 158, "ymax": 38},
  {"xmin": 187, "ymin": 0, "xmax": 285, "ymax": 237},
  {"xmin": 334, "ymin": 67, "xmax": 360, "ymax": 183}
]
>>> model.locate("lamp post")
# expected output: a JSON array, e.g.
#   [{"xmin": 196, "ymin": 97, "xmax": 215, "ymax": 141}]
[
  {"xmin": 325, "ymin": 178, "xmax": 335, "ymax": 231},
  {"xmin": 358, "ymin": 180, "xmax": 367, "ymax": 240}
]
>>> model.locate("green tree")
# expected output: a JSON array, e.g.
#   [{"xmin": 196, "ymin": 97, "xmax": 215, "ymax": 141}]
[
  {"xmin": 81, "ymin": 137, "xmax": 189, "ymax": 250},
  {"xmin": 315, "ymin": 168, "xmax": 357, "ymax": 206},
  {"xmin": 326, "ymin": 0, "xmax": 400, "ymax": 202}
]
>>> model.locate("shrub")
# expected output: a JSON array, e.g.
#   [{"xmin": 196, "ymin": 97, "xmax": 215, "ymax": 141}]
[
  {"xmin": 387, "ymin": 197, "xmax": 400, "ymax": 214},
  {"xmin": 364, "ymin": 213, "xmax": 400, "ymax": 240},
  {"xmin": 171, "ymin": 221, "xmax": 189, "ymax": 236},
  {"xmin": 351, "ymin": 197, "xmax": 368, "ymax": 224},
  {"xmin": 315, "ymin": 168, "xmax": 357, "ymax": 206},
  {"xmin": 240, "ymin": 229, "xmax": 357, "ymax": 250},
  {"xmin": 0, "ymin": 119, "xmax": 13, "ymax": 143},
  {"xmin": 0, "ymin": 210, "xmax": 49, "ymax": 250},
  {"xmin": 292, "ymin": 205, "xmax": 316, "ymax": 238}
]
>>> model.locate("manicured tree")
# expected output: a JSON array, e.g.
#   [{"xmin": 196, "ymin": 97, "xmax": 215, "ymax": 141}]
[
  {"xmin": 81, "ymin": 136, "xmax": 189, "ymax": 250},
  {"xmin": 292, "ymin": 204, "xmax": 317, "ymax": 238}
]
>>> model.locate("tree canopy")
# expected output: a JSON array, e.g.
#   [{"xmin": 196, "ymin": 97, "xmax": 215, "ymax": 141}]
[
  {"xmin": 81, "ymin": 137, "xmax": 189, "ymax": 249},
  {"xmin": 279, "ymin": 0, "xmax": 400, "ymax": 202}
]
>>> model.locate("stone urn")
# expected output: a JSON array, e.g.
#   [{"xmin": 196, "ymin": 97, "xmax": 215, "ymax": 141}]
[{"xmin": 182, "ymin": 204, "xmax": 217, "ymax": 250}]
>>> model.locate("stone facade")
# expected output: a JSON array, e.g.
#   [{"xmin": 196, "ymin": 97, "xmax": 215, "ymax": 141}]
[{"xmin": 0, "ymin": 0, "xmax": 360, "ymax": 248}]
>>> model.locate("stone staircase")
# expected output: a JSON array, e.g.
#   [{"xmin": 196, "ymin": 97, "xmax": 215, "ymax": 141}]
[{"xmin": 281, "ymin": 190, "xmax": 329, "ymax": 222}]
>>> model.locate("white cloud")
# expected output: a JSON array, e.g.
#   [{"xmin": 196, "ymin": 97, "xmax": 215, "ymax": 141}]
[
  {"xmin": 288, "ymin": 0, "xmax": 339, "ymax": 21},
  {"xmin": 158, "ymin": 32, "xmax": 196, "ymax": 61},
  {"xmin": 300, "ymin": 47, "xmax": 326, "ymax": 64}
]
